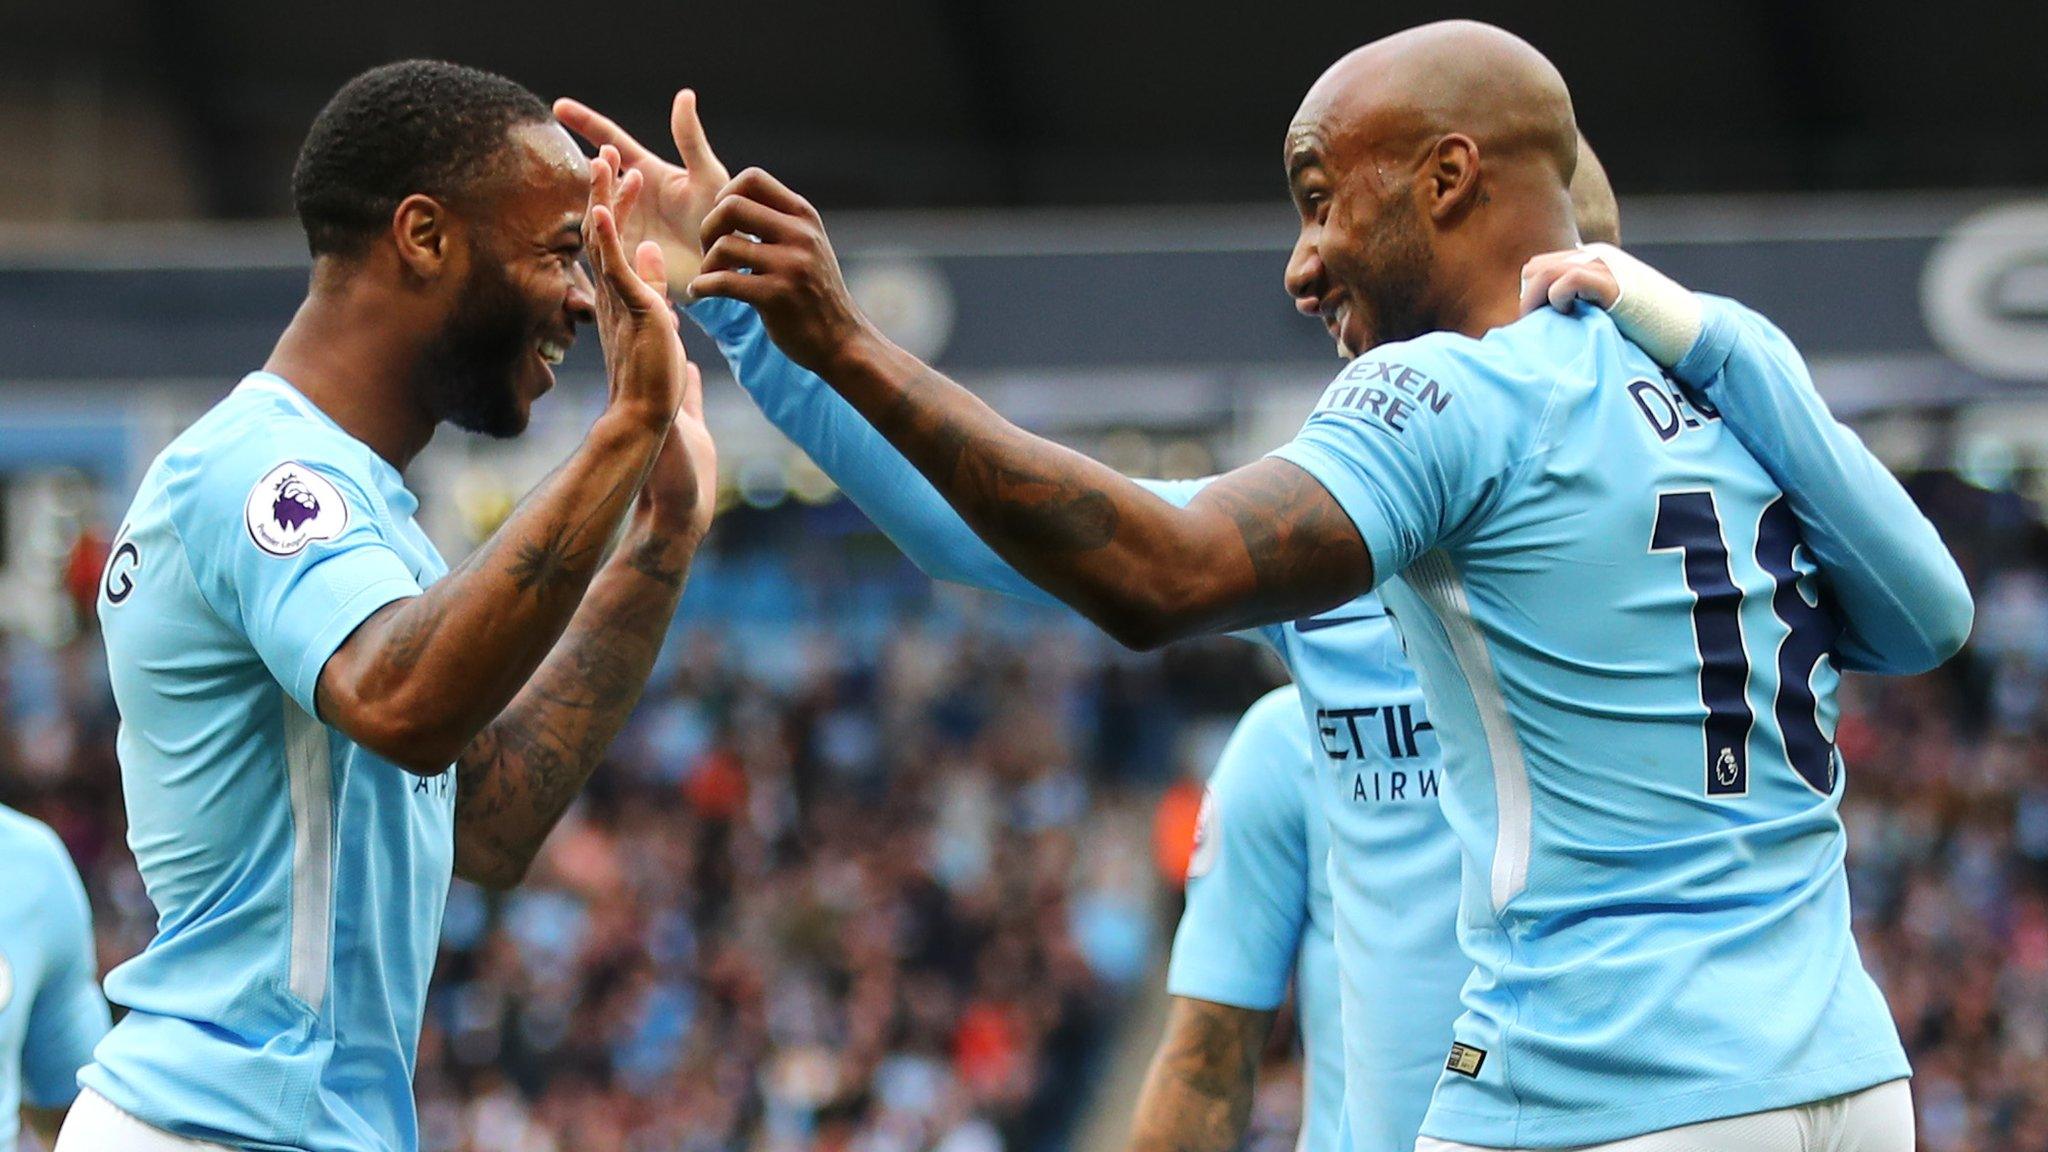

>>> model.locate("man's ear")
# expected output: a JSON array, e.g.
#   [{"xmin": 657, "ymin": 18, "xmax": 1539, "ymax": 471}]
[
  {"xmin": 1423, "ymin": 134, "xmax": 1482, "ymax": 223},
  {"xmin": 391, "ymin": 193, "xmax": 457, "ymax": 280}
]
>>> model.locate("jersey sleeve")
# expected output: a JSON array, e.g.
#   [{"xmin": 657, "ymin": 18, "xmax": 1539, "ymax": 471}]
[
  {"xmin": 20, "ymin": 829, "xmax": 110, "ymax": 1109},
  {"xmin": 688, "ymin": 295, "xmax": 1215, "ymax": 601},
  {"xmin": 173, "ymin": 432, "xmax": 423, "ymax": 717},
  {"xmin": 1266, "ymin": 337, "xmax": 1551, "ymax": 584},
  {"xmin": 1671, "ymin": 295, "xmax": 1974, "ymax": 674},
  {"xmin": 1165, "ymin": 692, "xmax": 1312, "ymax": 1011}
]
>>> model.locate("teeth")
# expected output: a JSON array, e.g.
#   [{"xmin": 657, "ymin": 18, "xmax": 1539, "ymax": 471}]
[{"xmin": 538, "ymin": 340, "xmax": 567, "ymax": 365}]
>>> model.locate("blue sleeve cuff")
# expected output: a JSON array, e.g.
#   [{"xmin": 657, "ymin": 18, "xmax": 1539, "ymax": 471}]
[
  {"xmin": 683, "ymin": 294, "xmax": 754, "ymax": 337},
  {"xmin": 290, "ymin": 575, "xmax": 423, "ymax": 721},
  {"xmin": 1266, "ymin": 440, "xmax": 1403, "ymax": 588},
  {"xmin": 1671, "ymin": 295, "xmax": 1745, "ymax": 391}
]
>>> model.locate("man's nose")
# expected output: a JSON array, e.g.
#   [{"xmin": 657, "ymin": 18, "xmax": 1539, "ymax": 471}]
[
  {"xmin": 567, "ymin": 261, "xmax": 597, "ymax": 323},
  {"xmin": 1284, "ymin": 236, "xmax": 1323, "ymax": 315}
]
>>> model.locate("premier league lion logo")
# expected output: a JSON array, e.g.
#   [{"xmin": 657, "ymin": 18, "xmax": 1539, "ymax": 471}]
[
  {"xmin": 246, "ymin": 462, "xmax": 349, "ymax": 556},
  {"xmin": 272, "ymin": 476, "xmax": 322, "ymax": 533}
]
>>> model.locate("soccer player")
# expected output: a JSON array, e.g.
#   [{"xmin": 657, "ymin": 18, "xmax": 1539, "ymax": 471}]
[
  {"xmin": 677, "ymin": 20, "xmax": 1975, "ymax": 1151},
  {"xmin": 62, "ymin": 62, "xmax": 711, "ymax": 1152},
  {"xmin": 1141, "ymin": 686, "xmax": 1341, "ymax": 1152},
  {"xmin": 0, "ymin": 804, "xmax": 110, "ymax": 1149}
]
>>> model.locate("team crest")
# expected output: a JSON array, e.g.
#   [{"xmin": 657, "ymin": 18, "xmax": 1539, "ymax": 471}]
[
  {"xmin": 1186, "ymin": 788, "xmax": 1219, "ymax": 879},
  {"xmin": 245, "ymin": 462, "xmax": 348, "ymax": 557}
]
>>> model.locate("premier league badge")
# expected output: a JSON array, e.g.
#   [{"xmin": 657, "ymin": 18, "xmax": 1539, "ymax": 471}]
[{"xmin": 246, "ymin": 462, "xmax": 349, "ymax": 556}]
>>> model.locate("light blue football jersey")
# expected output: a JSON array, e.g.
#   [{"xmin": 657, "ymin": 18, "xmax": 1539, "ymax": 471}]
[
  {"xmin": 686, "ymin": 297, "xmax": 1471, "ymax": 1152},
  {"xmin": 1167, "ymin": 686, "xmax": 1343, "ymax": 1152},
  {"xmin": 87, "ymin": 373, "xmax": 455, "ymax": 1152},
  {"xmin": 1271, "ymin": 304, "xmax": 1911, "ymax": 1146},
  {"xmin": 0, "ymin": 805, "xmax": 110, "ymax": 1147}
]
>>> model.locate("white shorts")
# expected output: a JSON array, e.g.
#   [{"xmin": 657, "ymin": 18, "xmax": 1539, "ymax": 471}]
[
  {"xmin": 1416, "ymin": 1079, "xmax": 1914, "ymax": 1152},
  {"xmin": 53, "ymin": 1089, "xmax": 240, "ymax": 1152}
]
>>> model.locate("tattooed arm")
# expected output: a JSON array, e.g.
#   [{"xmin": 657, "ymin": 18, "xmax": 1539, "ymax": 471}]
[
  {"xmin": 1130, "ymin": 998, "xmax": 1276, "ymax": 1152},
  {"xmin": 689, "ymin": 170, "xmax": 1371, "ymax": 650},
  {"xmin": 317, "ymin": 147, "xmax": 701, "ymax": 775},
  {"xmin": 452, "ymin": 512, "xmax": 695, "ymax": 888}
]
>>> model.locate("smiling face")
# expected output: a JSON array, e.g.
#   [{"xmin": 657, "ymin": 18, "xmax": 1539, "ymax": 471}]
[
  {"xmin": 418, "ymin": 121, "xmax": 595, "ymax": 437},
  {"xmin": 1281, "ymin": 93, "xmax": 1438, "ymax": 360}
]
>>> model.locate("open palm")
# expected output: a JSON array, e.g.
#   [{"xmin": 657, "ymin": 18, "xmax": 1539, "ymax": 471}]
[{"xmin": 556, "ymin": 90, "xmax": 731, "ymax": 296}]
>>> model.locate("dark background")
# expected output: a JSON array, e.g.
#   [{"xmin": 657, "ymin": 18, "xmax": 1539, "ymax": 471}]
[{"xmin": 6, "ymin": 0, "xmax": 2044, "ymax": 217}]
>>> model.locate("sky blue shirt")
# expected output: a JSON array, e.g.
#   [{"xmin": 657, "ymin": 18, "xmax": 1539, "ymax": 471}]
[
  {"xmin": 1167, "ymin": 686, "xmax": 1343, "ymax": 1152},
  {"xmin": 687, "ymin": 297, "xmax": 1465, "ymax": 1152},
  {"xmin": 0, "ymin": 805, "xmax": 109, "ymax": 1147},
  {"xmin": 88, "ymin": 373, "xmax": 454, "ymax": 1152},
  {"xmin": 1269, "ymin": 301, "xmax": 1952, "ymax": 1146}
]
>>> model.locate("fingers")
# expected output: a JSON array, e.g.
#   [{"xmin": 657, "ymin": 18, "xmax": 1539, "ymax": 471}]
[
  {"xmin": 700, "ymin": 193, "xmax": 802, "ymax": 249},
  {"xmin": 1519, "ymin": 250, "xmax": 1619, "ymax": 315},
  {"xmin": 670, "ymin": 89, "xmax": 726, "ymax": 177},
  {"xmin": 554, "ymin": 97, "xmax": 656, "ymax": 165},
  {"xmin": 614, "ymin": 166, "xmax": 645, "ymax": 229},
  {"xmin": 698, "ymin": 232, "xmax": 776, "ymax": 277},
  {"xmin": 635, "ymin": 240, "xmax": 669, "ymax": 300},
  {"xmin": 718, "ymin": 167, "xmax": 813, "ymax": 221},
  {"xmin": 584, "ymin": 150, "xmax": 619, "ymax": 279},
  {"xmin": 687, "ymin": 268, "xmax": 775, "ymax": 306}
]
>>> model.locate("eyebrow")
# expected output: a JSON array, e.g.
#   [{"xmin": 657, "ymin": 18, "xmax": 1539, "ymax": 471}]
[{"xmin": 1286, "ymin": 151, "xmax": 1322, "ymax": 183}]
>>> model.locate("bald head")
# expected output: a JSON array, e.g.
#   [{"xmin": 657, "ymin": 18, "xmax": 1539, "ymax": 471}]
[
  {"xmin": 1292, "ymin": 21, "xmax": 1578, "ymax": 192},
  {"xmin": 1281, "ymin": 21, "xmax": 1588, "ymax": 354},
  {"xmin": 1571, "ymin": 135, "xmax": 1620, "ymax": 246}
]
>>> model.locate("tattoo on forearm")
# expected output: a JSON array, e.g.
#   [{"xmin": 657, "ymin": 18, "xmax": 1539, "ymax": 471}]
[
  {"xmin": 1132, "ymin": 1000, "xmax": 1270, "ymax": 1152},
  {"xmin": 879, "ymin": 368, "xmax": 1120, "ymax": 555},
  {"xmin": 504, "ymin": 471, "xmax": 641, "ymax": 598},
  {"xmin": 455, "ymin": 536, "xmax": 691, "ymax": 884}
]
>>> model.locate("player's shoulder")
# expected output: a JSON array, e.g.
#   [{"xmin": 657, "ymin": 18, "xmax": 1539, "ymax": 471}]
[
  {"xmin": 0, "ymin": 804, "xmax": 85, "ymax": 905},
  {"xmin": 1237, "ymin": 684, "xmax": 1305, "ymax": 737},
  {"xmin": 1215, "ymin": 685, "xmax": 1314, "ymax": 793},
  {"xmin": 153, "ymin": 374, "xmax": 385, "ymax": 527}
]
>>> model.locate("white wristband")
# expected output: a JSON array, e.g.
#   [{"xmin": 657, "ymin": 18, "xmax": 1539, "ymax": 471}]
[{"xmin": 1585, "ymin": 242, "xmax": 1703, "ymax": 370}]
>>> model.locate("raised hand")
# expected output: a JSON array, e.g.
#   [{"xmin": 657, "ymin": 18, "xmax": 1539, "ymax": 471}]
[
  {"xmin": 637, "ymin": 362, "xmax": 719, "ymax": 541},
  {"xmin": 556, "ymin": 90, "xmax": 731, "ymax": 297},
  {"xmin": 1519, "ymin": 242, "xmax": 1702, "ymax": 368},
  {"xmin": 585, "ymin": 145, "xmax": 690, "ymax": 432},
  {"xmin": 687, "ymin": 167, "xmax": 876, "ymax": 374}
]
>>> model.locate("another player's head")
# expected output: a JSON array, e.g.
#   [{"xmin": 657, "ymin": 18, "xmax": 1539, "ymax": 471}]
[
  {"xmin": 1282, "ymin": 21, "xmax": 1581, "ymax": 357},
  {"xmin": 291, "ymin": 60, "xmax": 594, "ymax": 438},
  {"xmin": 1572, "ymin": 135, "xmax": 1620, "ymax": 247}
]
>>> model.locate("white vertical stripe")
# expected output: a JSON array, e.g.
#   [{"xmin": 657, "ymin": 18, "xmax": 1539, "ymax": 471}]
[
  {"xmin": 282, "ymin": 697, "xmax": 334, "ymax": 1008},
  {"xmin": 1407, "ymin": 551, "xmax": 1533, "ymax": 911}
]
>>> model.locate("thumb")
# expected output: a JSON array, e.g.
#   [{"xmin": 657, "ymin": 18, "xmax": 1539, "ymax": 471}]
[{"xmin": 672, "ymin": 89, "xmax": 724, "ymax": 175}]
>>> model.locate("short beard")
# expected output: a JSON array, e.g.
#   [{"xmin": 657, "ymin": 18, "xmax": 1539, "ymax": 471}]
[
  {"xmin": 418, "ymin": 257, "xmax": 532, "ymax": 439},
  {"xmin": 1344, "ymin": 193, "xmax": 1437, "ymax": 352}
]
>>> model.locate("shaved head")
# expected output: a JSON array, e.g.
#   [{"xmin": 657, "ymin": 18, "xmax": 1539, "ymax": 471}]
[
  {"xmin": 1291, "ymin": 21, "xmax": 1578, "ymax": 191},
  {"xmin": 1572, "ymin": 135, "xmax": 1620, "ymax": 246},
  {"xmin": 1282, "ymin": 21, "xmax": 1585, "ymax": 357}
]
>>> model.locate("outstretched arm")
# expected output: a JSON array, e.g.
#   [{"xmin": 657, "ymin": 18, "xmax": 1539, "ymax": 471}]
[
  {"xmin": 1129, "ymin": 998, "xmax": 1275, "ymax": 1152},
  {"xmin": 1523, "ymin": 245, "xmax": 1974, "ymax": 674},
  {"xmin": 555, "ymin": 92, "xmax": 1214, "ymax": 612},
  {"xmin": 687, "ymin": 170, "xmax": 1369, "ymax": 649}
]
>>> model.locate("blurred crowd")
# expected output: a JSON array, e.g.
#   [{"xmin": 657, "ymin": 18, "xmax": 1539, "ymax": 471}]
[
  {"xmin": 3, "ymin": 504, "xmax": 1275, "ymax": 1152},
  {"xmin": 7, "ymin": 473, "xmax": 2048, "ymax": 1152}
]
